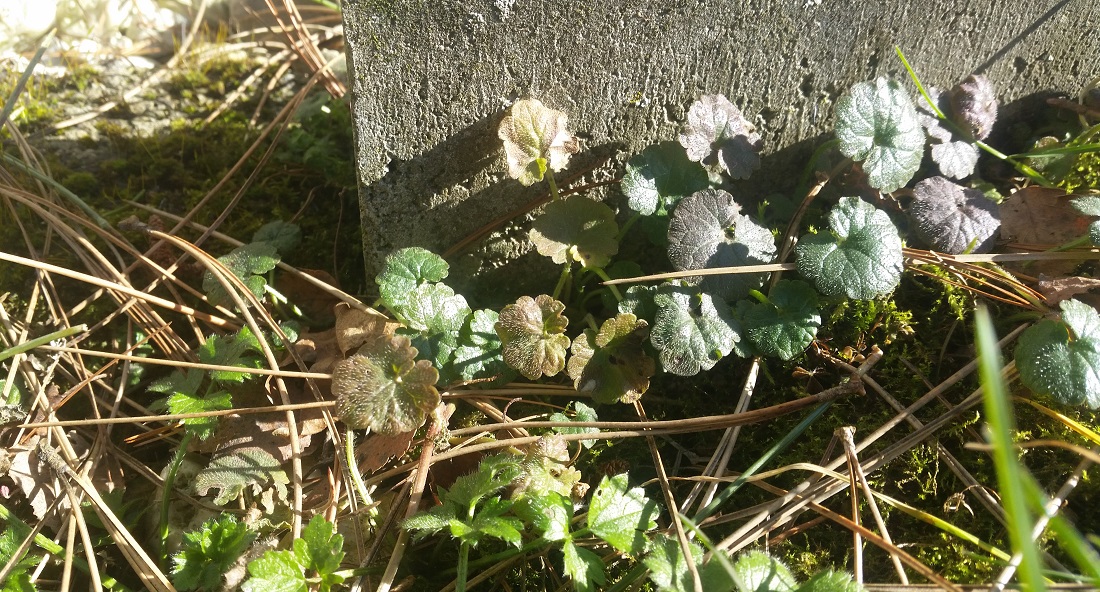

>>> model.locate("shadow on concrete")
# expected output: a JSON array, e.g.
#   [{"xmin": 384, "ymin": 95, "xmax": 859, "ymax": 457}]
[{"xmin": 973, "ymin": 0, "xmax": 1073, "ymax": 75}]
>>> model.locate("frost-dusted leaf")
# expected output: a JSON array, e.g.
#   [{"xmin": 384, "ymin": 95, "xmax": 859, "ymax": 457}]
[
  {"xmin": 203, "ymin": 242, "xmax": 280, "ymax": 308},
  {"xmin": 795, "ymin": 570, "xmax": 864, "ymax": 592},
  {"xmin": 496, "ymin": 295, "xmax": 571, "ymax": 380},
  {"xmin": 651, "ymin": 286, "xmax": 740, "ymax": 376},
  {"xmin": 550, "ymin": 401, "xmax": 600, "ymax": 448},
  {"xmin": 645, "ymin": 535, "xmax": 736, "ymax": 592},
  {"xmin": 194, "ymin": 448, "xmax": 290, "ymax": 508},
  {"xmin": 567, "ymin": 314, "xmax": 654, "ymax": 404},
  {"xmin": 733, "ymin": 550, "xmax": 798, "ymax": 592},
  {"xmin": 619, "ymin": 284, "xmax": 660, "ymax": 322},
  {"xmin": 498, "ymin": 98, "xmax": 579, "ymax": 186},
  {"xmin": 563, "ymin": 540, "xmax": 606, "ymax": 592},
  {"xmin": 796, "ymin": 196, "xmax": 903, "ymax": 300},
  {"xmin": 1091, "ymin": 220, "xmax": 1100, "ymax": 246},
  {"xmin": 453, "ymin": 309, "xmax": 517, "ymax": 385},
  {"xmin": 679, "ymin": 94, "xmax": 763, "ymax": 179},
  {"xmin": 622, "ymin": 142, "xmax": 710, "ymax": 215},
  {"xmin": 375, "ymin": 247, "xmax": 449, "ymax": 313},
  {"xmin": 331, "ymin": 333, "xmax": 440, "ymax": 433},
  {"xmin": 587, "ymin": 473, "xmax": 659, "ymax": 555},
  {"xmin": 919, "ymin": 87, "xmax": 980, "ymax": 179},
  {"xmin": 514, "ymin": 490, "xmax": 573, "ymax": 541},
  {"xmin": 835, "ymin": 77, "xmax": 924, "ymax": 192},
  {"xmin": 742, "ymin": 280, "xmax": 821, "ymax": 361},
  {"xmin": 1071, "ymin": 195, "xmax": 1100, "ymax": 217},
  {"xmin": 252, "ymin": 220, "xmax": 301, "ymax": 256},
  {"xmin": 1014, "ymin": 299, "xmax": 1100, "ymax": 408},
  {"xmin": 910, "ymin": 176, "xmax": 1000, "ymax": 253},
  {"xmin": 949, "ymin": 74, "xmax": 998, "ymax": 141},
  {"xmin": 667, "ymin": 188, "xmax": 777, "ymax": 300},
  {"xmin": 529, "ymin": 196, "xmax": 619, "ymax": 268}
]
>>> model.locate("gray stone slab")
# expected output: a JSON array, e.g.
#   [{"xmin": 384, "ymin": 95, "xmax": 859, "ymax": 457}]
[{"xmin": 342, "ymin": 0, "xmax": 1099, "ymax": 304}]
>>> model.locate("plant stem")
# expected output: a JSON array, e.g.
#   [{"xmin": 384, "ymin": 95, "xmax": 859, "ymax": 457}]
[
  {"xmin": 345, "ymin": 428, "xmax": 378, "ymax": 526},
  {"xmin": 590, "ymin": 267, "xmax": 623, "ymax": 302},
  {"xmin": 0, "ymin": 324, "xmax": 88, "ymax": 366},
  {"xmin": 552, "ymin": 262, "xmax": 572, "ymax": 302},
  {"xmin": 456, "ymin": 541, "xmax": 471, "ymax": 592},
  {"xmin": 545, "ymin": 169, "xmax": 561, "ymax": 201},
  {"xmin": 618, "ymin": 212, "xmax": 642, "ymax": 240},
  {"xmin": 159, "ymin": 430, "xmax": 194, "ymax": 563}
]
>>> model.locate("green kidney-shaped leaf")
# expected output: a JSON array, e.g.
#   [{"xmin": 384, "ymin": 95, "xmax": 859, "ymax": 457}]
[
  {"xmin": 203, "ymin": 242, "xmax": 280, "ymax": 308},
  {"xmin": 667, "ymin": 188, "xmax": 777, "ymax": 301},
  {"xmin": 835, "ymin": 77, "xmax": 925, "ymax": 192},
  {"xmin": 1014, "ymin": 299, "xmax": 1100, "ymax": 408},
  {"xmin": 496, "ymin": 295, "xmax": 571, "ymax": 380},
  {"xmin": 498, "ymin": 98, "xmax": 579, "ymax": 185},
  {"xmin": 651, "ymin": 286, "xmax": 741, "ymax": 376},
  {"xmin": 587, "ymin": 473, "xmax": 659, "ymax": 555},
  {"xmin": 529, "ymin": 196, "xmax": 619, "ymax": 268},
  {"xmin": 795, "ymin": 196, "xmax": 903, "ymax": 300},
  {"xmin": 622, "ymin": 142, "xmax": 711, "ymax": 215},
  {"xmin": 733, "ymin": 550, "xmax": 798, "ymax": 592},
  {"xmin": 252, "ymin": 220, "xmax": 301, "ymax": 256},
  {"xmin": 910, "ymin": 176, "xmax": 1000, "ymax": 254},
  {"xmin": 742, "ymin": 280, "xmax": 822, "ymax": 361},
  {"xmin": 331, "ymin": 334, "xmax": 440, "ymax": 433},
  {"xmin": 453, "ymin": 309, "xmax": 517, "ymax": 386},
  {"xmin": 375, "ymin": 247, "xmax": 449, "ymax": 313},
  {"xmin": 567, "ymin": 313, "xmax": 655, "ymax": 404},
  {"xmin": 679, "ymin": 94, "xmax": 763, "ymax": 179}
]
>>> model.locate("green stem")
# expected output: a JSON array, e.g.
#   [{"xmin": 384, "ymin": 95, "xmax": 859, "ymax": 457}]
[
  {"xmin": 159, "ymin": 430, "xmax": 194, "ymax": 563},
  {"xmin": 589, "ymin": 267, "xmax": 623, "ymax": 302},
  {"xmin": 345, "ymin": 428, "xmax": 378, "ymax": 526},
  {"xmin": 618, "ymin": 212, "xmax": 642, "ymax": 240},
  {"xmin": 459, "ymin": 536, "xmax": 553, "ymax": 573},
  {"xmin": 0, "ymin": 324, "xmax": 88, "ymax": 367},
  {"xmin": 456, "ymin": 541, "xmax": 471, "ymax": 592},
  {"xmin": 552, "ymin": 262, "xmax": 572, "ymax": 302},
  {"xmin": 748, "ymin": 289, "xmax": 769, "ymax": 305},
  {"xmin": 0, "ymin": 503, "xmax": 120, "ymax": 587},
  {"xmin": 546, "ymin": 168, "xmax": 561, "ymax": 201}
]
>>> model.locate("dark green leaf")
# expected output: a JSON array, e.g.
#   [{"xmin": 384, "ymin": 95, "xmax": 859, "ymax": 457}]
[
  {"xmin": 835, "ymin": 77, "xmax": 924, "ymax": 192},
  {"xmin": 732, "ymin": 550, "xmax": 797, "ymax": 592},
  {"xmin": 679, "ymin": 94, "xmax": 763, "ymax": 179},
  {"xmin": 198, "ymin": 327, "xmax": 265, "ymax": 384},
  {"xmin": 795, "ymin": 196, "xmax": 903, "ymax": 300},
  {"xmin": 252, "ymin": 220, "xmax": 301, "ymax": 256},
  {"xmin": 742, "ymin": 280, "xmax": 821, "ymax": 360},
  {"xmin": 910, "ymin": 176, "xmax": 1000, "ymax": 254},
  {"xmin": 0, "ymin": 518, "xmax": 39, "ymax": 592},
  {"xmin": 667, "ymin": 188, "xmax": 776, "ymax": 300},
  {"xmin": 194, "ymin": 448, "xmax": 290, "ymax": 508},
  {"xmin": 530, "ymin": 196, "xmax": 619, "ymax": 268},
  {"xmin": 203, "ymin": 242, "xmax": 280, "ymax": 308},
  {"xmin": 651, "ymin": 286, "xmax": 741, "ymax": 376},
  {"xmin": 563, "ymin": 540, "xmax": 607, "ymax": 592},
  {"xmin": 172, "ymin": 515, "xmax": 256, "ymax": 591},
  {"xmin": 550, "ymin": 401, "xmax": 600, "ymax": 449},
  {"xmin": 241, "ymin": 550, "xmax": 304, "ymax": 592},
  {"xmin": 332, "ymin": 333, "xmax": 440, "ymax": 433},
  {"xmin": 496, "ymin": 295, "xmax": 571, "ymax": 380},
  {"xmin": 1014, "ymin": 299, "xmax": 1100, "ymax": 408},
  {"xmin": 619, "ymin": 284, "xmax": 660, "ymax": 323},
  {"xmin": 622, "ymin": 142, "xmax": 710, "ymax": 215},
  {"xmin": 498, "ymin": 98, "xmax": 578, "ymax": 185},
  {"xmin": 375, "ymin": 247, "xmax": 449, "ymax": 312},
  {"xmin": 468, "ymin": 513, "xmax": 524, "ymax": 548},
  {"xmin": 567, "ymin": 314, "xmax": 655, "ymax": 404},
  {"xmin": 645, "ymin": 535, "xmax": 704, "ymax": 592},
  {"xmin": 587, "ymin": 473, "xmax": 659, "ymax": 555},
  {"xmin": 453, "ymin": 309, "xmax": 517, "ymax": 385}
]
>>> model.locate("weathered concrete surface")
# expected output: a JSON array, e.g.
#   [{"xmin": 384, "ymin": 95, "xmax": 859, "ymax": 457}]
[{"xmin": 342, "ymin": 0, "xmax": 1099, "ymax": 304}]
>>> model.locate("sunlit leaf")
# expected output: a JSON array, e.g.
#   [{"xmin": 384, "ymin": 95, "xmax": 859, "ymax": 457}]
[
  {"xmin": 651, "ymin": 286, "xmax": 740, "ymax": 376},
  {"xmin": 733, "ymin": 550, "xmax": 798, "ymax": 592},
  {"xmin": 567, "ymin": 313, "xmax": 655, "ymax": 404},
  {"xmin": 679, "ymin": 94, "xmax": 763, "ymax": 179},
  {"xmin": 496, "ymin": 295, "xmax": 571, "ymax": 380},
  {"xmin": 795, "ymin": 570, "xmax": 864, "ymax": 592},
  {"xmin": 498, "ymin": 98, "xmax": 579, "ymax": 185},
  {"xmin": 948, "ymin": 74, "xmax": 998, "ymax": 141},
  {"xmin": 549, "ymin": 401, "xmax": 600, "ymax": 448},
  {"xmin": 796, "ymin": 196, "xmax": 903, "ymax": 300},
  {"xmin": 919, "ymin": 87, "xmax": 980, "ymax": 179},
  {"xmin": 529, "ymin": 196, "xmax": 619, "ymax": 268},
  {"xmin": 667, "ymin": 188, "xmax": 776, "ymax": 300},
  {"xmin": 587, "ymin": 473, "xmax": 659, "ymax": 555},
  {"xmin": 1015, "ymin": 299, "xmax": 1100, "ymax": 408},
  {"xmin": 622, "ymin": 142, "xmax": 710, "ymax": 215},
  {"xmin": 453, "ymin": 309, "xmax": 517, "ymax": 385},
  {"xmin": 173, "ymin": 515, "xmax": 256, "ymax": 592},
  {"xmin": 835, "ymin": 77, "xmax": 924, "ymax": 192},
  {"xmin": 645, "ymin": 535, "xmax": 735, "ymax": 592},
  {"xmin": 375, "ymin": 247, "xmax": 449, "ymax": 313},
  {"xmin": 203, "ymin": 242, "xmax": 280, "ymax": 308},
  {"xmin": 331, "ymin": 333, "xmax": 440, "ymax": 433},
  {"xmin": 910, "ymin": 176, "xmax": 1000, "ymax": 253},
  {"xmin": 563, "ymin": 540, "xmax": 606, "ymax": 592},
  {"xmin": 513, "ymin": 490, "xmax": 572, "ymax": 542},
  {"xmin": 194, "ymin": 448, "xmax": 289, "ymax": 508},
  {"xmin": 741, "ymin": 280, "xmax": 821, "ymax": 360}
]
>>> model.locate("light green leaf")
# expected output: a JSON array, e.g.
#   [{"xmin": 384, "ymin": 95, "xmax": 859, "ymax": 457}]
[
  {"xmin": 294, "ymin": 516, "xmax": 344, "ymax": 589},
  {"xmin": 563, "ymin": 540, "xmax": 607, "ymax": 592},
  {"xmin": 550, "ymin": 401, "xmax": 600, "ymax": 449},
  {"xmin": 241, "ymin": 550, "xmax": 305, "ymax": 592},
  {"xmin": 742, "ymin": 280, "xmax": 821, "ymax": 361},
  {"xmin": 1014, "ymin": 299, "xmax": 1100, "ymax": 408},
  {"xmin": 587, "ymin": 473, "xmax": 659, "ymax": 555},
  {"xmin": 514, "ymin": 490, "xmax": 573, "ymax": 541},
  {"xmin": 835, "ymin": 77, "xmax": 924, "ymax": 192},
  {"xmin": 795, "ymin": 196, "xmax": 903, "ymax": 300},
  {"xmin": 622, "ymin": 142, "xmax": 710, "ymax": 215},
  {"xmin": 331, "ymin": 333, "xmax": 440, "ymax": 433},
  {"xmin": 795, "ymin": 570, "xmax": 865, "ymax": 592},
  {"xmin": 732, "ymin": 550, "xmax": 797, "ymax": 592},
  {"xmin": 530, "ymin": 196, "xmax": 619, "ymax": 268},
  {"xmin": 375, "ymin": 247, "xmax": 449, "ymax": 312},
  {"xmin": 172, "ymin": 515, "xmax": 256, "ymax": 592},
  {"xmin": 651, "ymin": 286, "xmax": 740, "ymax": 376},
  {"xmin": 496, "ymin": 295, "xmax": 571, "ymax": 380},
  {"xmin": 203, "ymin": 242, "xmax": 280, "ymax": 308},
  {"xmin": 166, "ymin": 390, "xmax": 232, "ymax": 440}
]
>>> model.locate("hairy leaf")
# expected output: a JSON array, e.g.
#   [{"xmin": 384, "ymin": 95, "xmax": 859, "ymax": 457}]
[
  {"xmin": 203, "ymin": 242, "xmax": 280, "ymax": 308},
  {"xmin": 453, "ymin": 309, "xmax": 517, "ymax": 385},
  {"xmin": 513, "ymin": 435, "xmax": 582, "ymax": 499},
  {"xmin": 919, "ymin": 87, "xmax": 980, "ymax": 179},
  {"xmin": 622, "ymin": 142, "xmax": 710, "ymax": 215},
  {"xmin": 498, "ymin": 98, "xmax": 579, "ymax": 185},
  {"xmin": 587, "ymin": 473, "xmax": 659, "ymax": 555},
  {"xmin": 651, "ymin": 286, "xmax": 741, "ymax": 376},
  {"xmin": 619, "ymin": 284, "xmax": 660, "ymax": 323},
  {"xmin": 949, "ymin": 74, "xmax": 998, "ymax": 141},
  {"xmin": 252, "ymin": 220, "xmax": 301, "ymax": 256},
  {"xmin": 331, "ymin": 333, "xmax": 440, "ymax": 433},
  {"xmin": 1071, "ymin": 195, "xmax": 1100, "ymax": 217},
  {"xmin": 529, "ymin": 196, "xmax": 619, "ymax": 268},
  {"xmin": 836, "ymin": 77, "xmax": 924, "ymax": 192},
  {"xmin": 550, "ymin": 401, "xmax": 600, "ymax": 449},
  {"xmin": 733, "ymin": 550, "xmax": 798, "ymax": 592},
  {"xmin": 198, "ymin": 327, "xmax": 265, "ymax": 384},
  {"xmin": 1014, "ymin": 299, "xmax": 1100, "ymax": 408},
  {"xmin": 795, "ymin": 570, "xmax": 864, "ymax": 592},
  {"xmin": 167, "ymin": 390, "xmax": 233, "ymax": 441},
  {"xmin": 563, "ymin": 540, "xmax": 606, "ymax": 592},
  {"xmin": 567, "ymin": 313, "xmax": 655, "ymax": 404},
  {"xmin": 513, "ymin": 490, "xmax": 573, "ymax": 542},
  {"xmin": 910, "ymin": 176, "xmax": 1000, "ymax": 253},
  {"xmin": 645, "ymin": 535, "xmax": 735, "ymax": 592},
  {"xmin": 796, "ymin": 196, "xmax": 903, "ymax": 299},
  {"xmin": 496, "ymin": 295, "xmax": 571, "ymax": 380},
  {"xmin": 742, "ymin": 280, "xmax": 822, "ymax": 360},
  {"xmin": 194, "ymin": 448, "xmax": 290, "ymax": 509},
  {"xmin": 240, "ymin": 550, "xmax": 304, "ymax": 592},
  {"xmin": 679, "ymin": 94, "xmax": 763, "ymax": 179},
  {"xmin": 375, "ymin": 247, "xmax": 449, "ymax": 313},
  {"xmin": 667, "ymin": 188, "xmax": 777, "ymax": 300}
]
